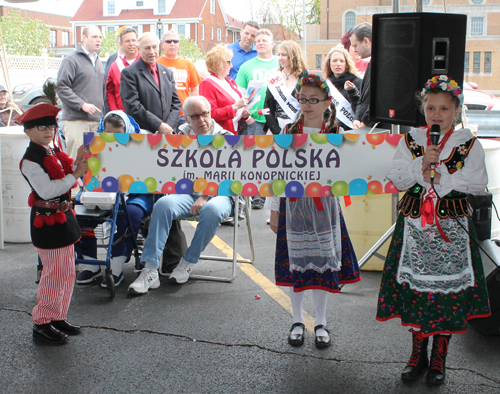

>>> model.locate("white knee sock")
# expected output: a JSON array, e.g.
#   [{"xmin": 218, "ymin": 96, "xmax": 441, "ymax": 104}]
[
  {"xmin": 289, "ymin": 287, "xmax": 305, "ymax": 335},
  {"xmin": 313, "ymin": 289, "xmax": 328, "ymax": 336},
  {"xmin": 80, "ymin": 257, "xmax": 100, "ymax": 273},
  {"xmin": 110, "ymin": 256, "xmax": 127, "ymax": 276}
]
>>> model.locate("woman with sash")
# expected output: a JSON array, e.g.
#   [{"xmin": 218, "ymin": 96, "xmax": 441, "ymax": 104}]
[
  {"xmin": 323, "ymin": 44, "xmax": 362, "ymax": 130},
  {"xmin": 199, "ymin": 44, "xmax": 250, "ymax": 135},
  {"xmin": 264, "ymin": 41, "xmax": 307, "ymax": 135}
]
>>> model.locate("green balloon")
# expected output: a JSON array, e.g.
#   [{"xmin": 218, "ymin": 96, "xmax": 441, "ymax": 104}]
[
  {"xmin": 230, "ymin": 181, "xmax": 243, "ymax": 194},
  {"xmin": 310, "ymin": 134, "xmax": 328, "ymax": 144},
  {"xmin": 100, "ymin": 133, "xmax": 116, "ymax": 143},
  {"xmin": 88, "ymin": 157, "xmax": 101, "ymax": 176},
  {"xmin": 213, "ymin": 135, "xmax": 225, "ymax": 149},
  {"xmin": 144, "ymin": 177, "xmax": 157, "ymax": 193},
  {"xmin": 331, "ymin": 181, "xmax": 349, "ymax": 196},
  {"xmin": 273, "ymin": 179, "xmax": 286, "ymax": 196}
]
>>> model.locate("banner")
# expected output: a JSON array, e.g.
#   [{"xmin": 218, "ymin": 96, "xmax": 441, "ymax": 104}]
[{"xmin": 82, "ymin": 133, "xmax": 403, "ymax": 197}]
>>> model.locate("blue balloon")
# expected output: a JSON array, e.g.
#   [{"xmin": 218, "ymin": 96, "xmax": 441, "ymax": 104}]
[
  {"xmin": 175, "ymin": 178, "xmax": 194, "ymax": 195},
  {"xmin": 285, "ymin": 181, "xmax": 304, "ymax": 197},
  {"xmin": 129, "ymin": 181, "xmax": 148, "ymax": 194},
  {"xmin": 349, "ymin": 178, "xmax": 368, "ymax": 195},
  {"xmin": 274, "ymin": 135, "xmax": 293, "ymax": 149},
  {"xmin": 115, "ymin": 133, "xmax": 130, "ymax": 145},
  {"xmin": 83, "ymin": 132, "xmax": 94, "ymax": 146},
  {"xmin": 327, "ymin": 134, "xmax": 343, "ymax": 146},
  {"xmin": 225, "ymin": 135, "xmax": 240, "ymax": 147},
  {"xmin": 198, "ymin": 135, "xmax": 213, "ymax": 146},
  {"xmin": 101, "ymin": 176, "xmax": 119, "ymax": 192},
  {"xmin": 218, "ymin": 179, "xmax": 236, "ymax": 196},
  {"xmin": 86, "ymin": 176, "xmax": 99, "ymax": 191}
]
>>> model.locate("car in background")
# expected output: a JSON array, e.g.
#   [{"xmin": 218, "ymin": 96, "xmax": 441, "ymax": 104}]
[
  {"xmin": 463, "ymin": 81, "xmax": 500, "ymax": 110},
  {"xmin": 12, "ymin": 83, "xmax": 53, "ymax": 107}
]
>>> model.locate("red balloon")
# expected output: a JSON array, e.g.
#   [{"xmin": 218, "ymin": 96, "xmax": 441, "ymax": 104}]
[
  {"xmin": 319, "ymin": 185, "xmax": 334, "ymax": 197},
  {"xmin": 147, "ymin": 134, "xmax": 163, "ymax": 147},
  {"xmin": 244, "ymin": 135, "xmax": 255, "ymax": 148},
  {"xmin": 165, "ymin": 134, "xmax": 183, "ymax": 148},
  {"xmin": 367, "ymin": 180, "xmax": 383, "ymax": 194},
  {"xmin": 385, "ymin": 134, "xmax": 403, "ymax": 146},
  {"xmin": 305, "ymin": 182, "xmax": 322, "ymax": 197},
  {"xmin": 384, "ymin": 181, "xmax": 400, "ymax": 194},
  {"xmin": 292, "ymin": 134, "xmax": 308, "ymax": 148},
  {"xmin": 160, "ymin": 181, "xmax": 176, "ymax": 194},
  {"xmin": 366, "ymin": 134, "xmax": 386, "ymax": 146},
  {"xmin": 242, "ymin": 183, "xmax": 259, "ymax": 196},
  {"xmin": 203, "ymin": 182, "xmax": 219, "ymax": 196}
]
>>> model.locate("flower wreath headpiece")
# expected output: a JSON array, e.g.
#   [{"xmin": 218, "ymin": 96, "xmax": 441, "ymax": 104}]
[
  {"xmin": 296, "ymin": 72, "xmax": 332, "ymax": 100},
  {"xmin": 421, "ymin": 75, "xmax": 464, "ymax": 105}
]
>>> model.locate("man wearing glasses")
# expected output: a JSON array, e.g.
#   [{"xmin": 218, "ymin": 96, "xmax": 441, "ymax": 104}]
[
  {"xmin": 157, "ymin": 31, "xmax": 202, "ymax": 126},
  {"xmin": 128, "ymin": 96, "xmax": 234, "ymax": 293}
]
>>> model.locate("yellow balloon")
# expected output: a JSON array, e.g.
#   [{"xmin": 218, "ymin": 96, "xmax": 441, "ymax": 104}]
[
  {"xmin": 183, "ymin": 135, "xmax": 195, "ymax": 147},
  {"xmin": 193, "ymin": 178, "xmax": 208, "ymax": 192},
  {"xmin": 130, "ymin": 134, "xmax": 145, "ymax": 141},
  {"xmin": 343, "ymin": 134, "xmax": 360, "ymax": 142},
  {"xmin": 255, "ymin": 135, "xmax": 274, "ymax": 148},
  {"xmin": 118, "ymin": 174, "xmax": 134, "ymax": 192},
  {"xmin": 89, "ymin": 135, "xmax": 106, "ymax": 154}
]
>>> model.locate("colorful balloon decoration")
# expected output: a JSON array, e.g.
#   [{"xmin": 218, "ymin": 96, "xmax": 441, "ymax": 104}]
[
  {"xmin": 182, "ymin": 135, "xmax": 195, "ymax": 147},
  {"xmin": 225, "ymin": 135, "xmax": 240, "ymax": 147},
  {"xmin": 165, "ymin": 134, "xmax": 183, "ymax": 148},
  {"xmin": 129, "ymin": 181, "xmax": 148, "ymax": 194},
  {"xmin": 367, "ymin": 180, "xmax": 383, "ymax": 195},
  {"xmin": 259, "ymin": 183, "xmax": 274, "ymax": 197},
  {"xmin": 89, "ymin": 136, "xmax": 106, "ymax": 154},
  {"xmin": 101, "ymin": 176, "xmax": 119, "ymax": 192},
  {"xmin": 212, "ymin": 135, "xmax": 225, "ymax": 149},
  {"xmin": 99, "ymin": 133, "xmax": 116, "ymax": 143},
  {"xmin": 130, "ymin": 134, "xmax": 145, "ymax": 142},
  {"xmin": 175, "ymin": 178, "xmax": 194, "ymax": 194},
  {"xmin": 385, "ymin": 134, "xmax": 402, "ymax": 146},
  {"xmin": 385, "ymin": 181, "xmax": 400, "ymax": 194},
  {"xmin": 86, "ymin": 176, "xmax": 99, "ymax": 191},
  {"xmin": 343, "ymin": 134, "xmax": 360, "ymax": 142},
  {"xmin": 148, "ymin": 134, "xmax": 163, "ymax": 147},
  {"xmin": 244, "ymin": 135, "xmax": 255, "ymax": 148},
  {"xmin": 83, "ymin": 132, "xmax": 94, "ymax": 146},
  {"xmin": 242, "ymin": 183, "xmax": 259, "ymax": 196},
  {"xmin": 115, "ymin": 133, "xmax": 130, "ymax": 145},
  {"xmin": 118, "ymin": 174, "xmax": 134, "ymax": 192},
  {"xmin": 218, "ymin": 180, "xmax": 235, "ymax": 196},
  {"xmin": 255, "ymin": 135, "xmax": 274, "ymax": 148},
  {"xmin": 273, "ymin": 135, "xmax": 293, "ymax": 149},
  {"xmin": 305, "ymin": 182, "xmax": 322, "ymax": 197},
  {"xmin": 144, "ymin": 177, "xmax": 157, "ymax": 193},
  {"xmin": 203, "ymin": 182, "xmax": 219, "ymax": 196},
  {"xmin": 193, "ymin": 178, "xmax": 208, "ymax": 193},
  {"xmin": 310, "ymin": 134, "xmax": 328, "ymax": 144},
  {"xmin": 348, "ymin": 178, "xmax": 368, "ymax": 195},
  {"xmin": 319, "ymin": 185, "xmax": 334, "ymax": 197},
  {"xmin": 292, "ymin": 134, "xmax": 308, "ymax": 148},
  {"xmin": 272, "ymin": 179, "xmax": 286, "ymax": 196},
  {"xmin": 87, "ymin": 157, "xmax": 101, "ymax": 176},
  {"xmin": 326, "ymin": 134, "xmax": 343, "ymax": 146},
  {"xmin": 331, "ymin": 180, "xmax": 349, "ymax": 196},
  {"xmin": 285, "ymin": 181, "xmax": 304, "ymax": 197},
  {"xmin": 230, "ymin": 181, "xmax": 243, "ymax": 194},
  {"xmin": 366, "ymin": 134, "xmax": 386, "ymax": 146},
  {"xmin": 161, "ymin": 181, "xmax": 176, "ymax": 194},
  {"xmin": 198, "ymin": 135, "xmax": 213, "ymax": 147}
]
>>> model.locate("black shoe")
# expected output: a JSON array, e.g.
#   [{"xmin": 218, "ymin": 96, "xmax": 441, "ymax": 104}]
[
  {"xmin": 51, "ymin": 320, "xmax": 81, "ymax": 335},
  {"xmin": 288, "ymin": 322, "xmax": 305, "ymax": 347},
  {"xmin": 427, "ymin": 335, "xmax": 451, "ymax": 385},
  {"xmin": 33, "ymin": 323, "xmax": 68, "ymax": 342},
  {"xmin": 401, "ymin": 331, "xmax": 429, "ymax": 381},
  {"xmin": 314, "ymin": 325, "xmax": 331, "ymax": 349},
  {"xmin": 76, "ymin": 268, "xmax": 102, "ymax": 284}
]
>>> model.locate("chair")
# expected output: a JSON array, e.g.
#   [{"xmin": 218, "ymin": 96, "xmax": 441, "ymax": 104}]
[{"xmin": 159, "ymin": 196, "xmax": 254, "ymax": 282}]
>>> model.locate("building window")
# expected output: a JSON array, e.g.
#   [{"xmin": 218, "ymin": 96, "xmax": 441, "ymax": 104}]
[
  {"xmin": 345, "ymin": 11, "xmax": 356, "ymax": 34},
  {"xmin": 49, "ymin": 30, "xmax": 57, "ymax": 47},
  {"xmin": 471, "ymin": 17, "xmax": 484, "ymax": 36},
  {"xmin": 107, "ymin": 26, "xmax": 115, "ymax": 34},
  {"xmin": 485, "ymin": 51, "xmax": 492, "ymax": 73},
  {"xmin": 158, "ymin": 0, "xmax": 166, "ymax": 13},
  {"xmin": 136, "ymin": 1, "xmax": 144, "ymax": 6},
  {"xmin": 471, "ymin": 0, "xmax": 484, "ymax": 4},
  {"xmin": 473, "ymin": 52, "xmax": 481, "ymax": 73},
  {"xmin": 217, "ymin": 28, "xmax": 222, "ymax": 42},
  {"xmin": 464, "ymin": 52, "xmax": 469, "ymax": 74},
  {"xmin": 202, "ymin": 24, "xmax": 205, "ymax": 41},
  {"xmin": 422, "ymin": 0, "xmax": 431, "ymax": 4},
  {"xmin": 316, "ymin": 54, "xmax": 322, "ymax": 68},
  {"xmin": 211, "ymin": 26, "xmax": 214, "ymax": 40},
  {"xmin": 62, "ymin": 31, "xmax": 69, "ymax": 46},
  {"xmin": 107, "ymin": 0, "xmax": 115, "ymax": 15},
  {"xmin": 210, "ymin": 0, "xmax": 215, "ymax": 14}
]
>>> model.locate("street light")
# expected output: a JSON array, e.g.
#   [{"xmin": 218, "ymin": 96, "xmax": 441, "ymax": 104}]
[{"xmin": 156, "ymin": 19, "xmax": 163, "ymax": 56}]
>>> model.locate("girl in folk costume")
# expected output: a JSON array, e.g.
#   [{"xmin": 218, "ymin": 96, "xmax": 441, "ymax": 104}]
[
  {"xmin": 376, "ymin": 76, "xmax": 491, "ymax": 385},
  {"xmin": 19, "ymin": 103, "xmax": 88, "ymax": 343},
  {"xmin": 267, "ymin": 73, "xmax": 361, "ymax": 348},
  {"xmin": 263, "ymin": 40, "xmax": 306, "ymax": 135}
]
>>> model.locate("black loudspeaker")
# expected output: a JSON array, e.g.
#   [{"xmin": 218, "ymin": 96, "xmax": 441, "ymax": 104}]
[
  {"xmin": 467, "ymin": 192, "xmax": 493, "ymax": 241},
  {"xmin": 371, "ymin": 12, "xmax": 467, "ymax": 126}
]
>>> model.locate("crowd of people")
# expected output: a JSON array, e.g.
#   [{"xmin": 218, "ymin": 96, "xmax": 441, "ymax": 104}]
[{"xmin": 14, "ymin": 21, "xmax": 492, "ymax": 388}]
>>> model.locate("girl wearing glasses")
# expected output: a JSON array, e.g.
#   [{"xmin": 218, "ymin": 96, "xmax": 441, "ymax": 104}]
[{"xmin": 267, "ymin": 72, "xmax": 360, "ymax": 349}]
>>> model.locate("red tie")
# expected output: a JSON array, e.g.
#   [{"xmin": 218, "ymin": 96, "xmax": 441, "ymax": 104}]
[{"xmin": 151, "ymin": 66, "xmax": 159, "ymax": 86}]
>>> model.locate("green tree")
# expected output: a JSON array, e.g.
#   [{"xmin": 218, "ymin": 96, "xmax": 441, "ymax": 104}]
[
  {"xmin": 307, "ymin": 0, "xmax": 321, "ymax": 25},
  {"xmin": 0, "ymin": 10, "xmax": 50, "ymax": 56},
  {"xmin": 179, "ymin": 35, "xmax": 205, "ymax": 61},
  {"xmin": 99, "ymin": 30, "xmax": 118, "ymax": 58}
]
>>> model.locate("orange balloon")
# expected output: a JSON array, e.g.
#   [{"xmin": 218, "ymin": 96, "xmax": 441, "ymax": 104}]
[
  {"xmin": 193, "ymin": 178, "xmax": 208, "ymax": 192},
  {"xmin": 130, "ymin": 134, "xmax": 145, "ymax": 141},
  {"xmin": 165, "ymin": 134, "xmax": 184, "ymax": 148},
  {"xmin": 344, "ymin": 134, "xmax": 360, "ymax": 142},
  {"xmin": 203, "ymin": 182, "xmax": 219, "ymax": 196},
  {"xmin": 366, "ymin": 134, "xmax": 386, "ymax": 146},
  {"xmin": 89, "ymin": 135, "xmax": 106, "ymax": 154},
  {"xmin": 305, "ymin": 182, "xmax": 322, "ymax": 197},
  {"xmin": 182, "ymin": 135, "xmax": 195, "ymax": 147},
  {"xmin": 259, "ymin": 183, "xmax": 273, "ymax": 197},
  {"xmin": 367, "ymin": 180, "xmax": 383, "ymax": 194},
  {"xmin": 255, "ymin": 135, "xmax": 274, "ymax": 148},
  {"xmin": 83, "ymin": 170, "xmax": 92, "ymax": 186},
  {"xmin": 118, "ymin": 174, "xmax": 134, "ymax": 192}
]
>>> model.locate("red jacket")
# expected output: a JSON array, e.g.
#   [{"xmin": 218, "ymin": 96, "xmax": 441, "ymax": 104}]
[
  {"xmin": 106, "ymin": 54, "xmax": 140, "ymax": 111},
  {"xmin": 199, "ymin": 74, "xmax": 246, "ymax": 134}
]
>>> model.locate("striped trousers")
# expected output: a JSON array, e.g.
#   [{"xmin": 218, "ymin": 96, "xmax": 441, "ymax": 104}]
[{"xmin": 32, "ymin": 245, "xmax": 75, "ymax": 325}]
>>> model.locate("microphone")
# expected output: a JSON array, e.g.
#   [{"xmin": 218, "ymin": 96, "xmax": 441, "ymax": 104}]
[{"xmin": 429, "ymin": 124, "xmax": 441, "ymax": 181}]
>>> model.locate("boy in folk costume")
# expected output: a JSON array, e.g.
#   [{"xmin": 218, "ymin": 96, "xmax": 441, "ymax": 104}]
[{"xmin": 19, "ymin": 103, "xmax": 88, "ymax": 342}]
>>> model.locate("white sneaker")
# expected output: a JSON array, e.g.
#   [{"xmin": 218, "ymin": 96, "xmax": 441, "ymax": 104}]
[
  {"xmin": 169, "ymin": 258, "xmax": 196, "ymax": 284},
  {"xmin": 128, "ymin": 268, "xmax": 160, "ymax": 294}
]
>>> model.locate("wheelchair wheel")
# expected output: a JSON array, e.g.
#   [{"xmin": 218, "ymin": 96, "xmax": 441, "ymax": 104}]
[{"xmin": 104, "ymin": 268, "xmax": 115, "ymax": 299}]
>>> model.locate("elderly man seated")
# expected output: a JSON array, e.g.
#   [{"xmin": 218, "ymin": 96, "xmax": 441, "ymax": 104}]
[{"xmin": 129, "ymin": 96, "xmax": 233, "ymax": 294}]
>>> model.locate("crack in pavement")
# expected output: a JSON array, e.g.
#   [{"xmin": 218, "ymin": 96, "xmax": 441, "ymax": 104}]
[{"xmin": 2, "ymin": 307, "xmax": 500, "ymax": 389}]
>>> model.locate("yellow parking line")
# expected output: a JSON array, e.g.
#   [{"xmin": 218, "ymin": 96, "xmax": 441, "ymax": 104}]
[{"xmin": 187, "ymin": 222, "xmax": 315, "ymax": 332}]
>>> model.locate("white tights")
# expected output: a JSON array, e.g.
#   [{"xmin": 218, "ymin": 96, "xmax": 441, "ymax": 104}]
[{"xmin": 289, "ymin": 288, "xmax": 329, "ymax": 336}]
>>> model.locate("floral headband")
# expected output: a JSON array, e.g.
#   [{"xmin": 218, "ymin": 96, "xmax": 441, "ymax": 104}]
[
  {"xmin": 421, "ymin": 75, "xmax": 464, "ymax": 105},
  {"xmin": 296, "ymin": 72, "xmax": 332, "ymax": 99}
]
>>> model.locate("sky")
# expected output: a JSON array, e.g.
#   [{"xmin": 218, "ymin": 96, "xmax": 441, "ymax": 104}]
[{"xmin": 0, "ymin": 0, "xmax": 252, "ymax": 21}]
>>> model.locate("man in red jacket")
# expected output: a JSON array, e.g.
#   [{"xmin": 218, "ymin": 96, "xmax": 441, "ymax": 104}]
[{"xmin": 106, "ymin": 27, "xmax": 140, "ymax": 111}]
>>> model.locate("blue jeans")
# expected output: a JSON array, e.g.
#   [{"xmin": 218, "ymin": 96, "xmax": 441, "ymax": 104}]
[
  {"xmin": 239, "ymin": 120, "xmax": 266, "ymax": 135},
  {"xmin": 141, "ymin": 195, "xmax": 232, "ymax": 268}
]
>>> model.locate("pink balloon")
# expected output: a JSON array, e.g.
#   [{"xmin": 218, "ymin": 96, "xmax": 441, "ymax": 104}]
[
  {"xmin": 147, "ymin": 134, "xmax": 163, "ymax": 147},
  {"xmin": 386, "ymin": 134, "xmax": 403, "ymax": 146},
  {"xmin": 319, "ymin": 185, "xmax": 334, "ymax": 197},
  {"xmin": 385, "ymin": 181, "xmax": 400, "ymax": 194},
  {"xmin": 242, "ymin": 183, "xmax": 259, "ymax": 196},
  {"xmin": 244, "ymin": 135, "xmax": 255, "ymax": 148},
  {"xmin": 161, "ymin": 181, "xmax": 176, "ymax": 194},
  {"xmin": 292, "ymin": 134, "xmax": 308, "ymax": 148}
]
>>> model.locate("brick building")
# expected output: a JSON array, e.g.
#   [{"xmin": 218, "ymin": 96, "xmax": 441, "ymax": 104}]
[
  {"xmin": 319, "ymin": 0, "xmax": 500, "ymax": 93},
  {"xmin": 71, "ymin": 0, "xmax": 243, "ymax": 53},
  {"xmin": 0, "ymin": 5, "xmax": 74, "ymax": 56}
]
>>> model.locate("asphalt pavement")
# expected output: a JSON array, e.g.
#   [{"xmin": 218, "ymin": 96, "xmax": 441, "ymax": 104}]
[{"xmin": 1, "ymin": 208, "xmax": 500, "ymax": 394}]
